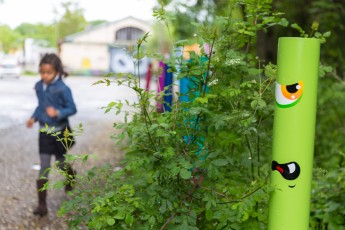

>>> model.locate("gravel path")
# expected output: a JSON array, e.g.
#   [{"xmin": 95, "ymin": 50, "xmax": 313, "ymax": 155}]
[
  {"xmin": 0, "ymin": 75, "xmax": 148, "ymax": 229},
  {"xmin": 0, "ymin": 118, "xmax": 123, "ymax": 229}
]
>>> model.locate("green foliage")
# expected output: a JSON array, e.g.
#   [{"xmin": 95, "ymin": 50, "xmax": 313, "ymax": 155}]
[
  {"xmin": 310, "ymin": 166, "xmax": 345, "ymax": 229},
  {"xmin": 309, "ymin": 62, "xmax": 345, "ymax": 229},
  {"xmin": 0, "ymin": 1, "xmax": 88, "ymax": 52},
  {"xmin": 40, "ymin": 123, "xmax": 83, "ymax": 152},
  {"xmin": 15, "ymin": 23, "xmax": 57, "ymax": 47},
  {"xmin": 56, "ymin": 1, "xmax": 88, "ymax": 39},
  {"xmin": 273, "ymin": 0, "xmax": 345, "ymax": 79},
  {"xmin": 290, "ymin": 22, "xmax": 331, "ymax": 44},
  {"xmin": 58, "ymin": 1, "xmax": 279, "ymax": 229},
  {"xmin": 57, "ymin": 0, "xmax": 344, "ymax": 229},
  {"xmin": 0, "ymin": 25, "xmax": 21, "ymax": 53},
  {"xmin": 38, "ymin": 123, "xmax": 86, "ymax": 191}
]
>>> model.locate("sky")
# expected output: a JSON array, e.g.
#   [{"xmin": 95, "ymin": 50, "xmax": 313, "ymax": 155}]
[{"xmin": 0, "ymin": 0, "xmax": 157, "ymax": 29}]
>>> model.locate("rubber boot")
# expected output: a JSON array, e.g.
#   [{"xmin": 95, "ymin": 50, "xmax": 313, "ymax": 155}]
[
  {"xmin": 33, "ymin": 179, "xmax": 48, "ymax": 216},
  {"xmin": 64, "ymin": 166, "xmax": 77, "ymax": 193}
]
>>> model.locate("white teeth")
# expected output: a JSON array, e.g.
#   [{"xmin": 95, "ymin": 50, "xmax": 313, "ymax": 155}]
[{"xmin": 287, "ymin": 163, "xmax": 296, "ymax": 173}]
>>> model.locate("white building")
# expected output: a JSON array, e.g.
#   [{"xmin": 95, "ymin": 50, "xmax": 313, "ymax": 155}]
[
  {"xmin": 60, "ymin": 16, "xmax": 152, "ymax": 76},
  {"xmin": 24, "ymin": 38, "xmax": 57, "ymax": 73}
]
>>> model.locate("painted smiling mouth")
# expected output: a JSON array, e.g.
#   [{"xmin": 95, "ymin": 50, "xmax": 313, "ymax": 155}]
[{"xmin": 288, "ymin": 185, "xmax": 296, "ymax": 188}]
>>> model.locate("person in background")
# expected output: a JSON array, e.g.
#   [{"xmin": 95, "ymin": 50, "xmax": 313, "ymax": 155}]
[{"xmin": 26, "ymin": 53, "xmax": 77, "ymax": 217}]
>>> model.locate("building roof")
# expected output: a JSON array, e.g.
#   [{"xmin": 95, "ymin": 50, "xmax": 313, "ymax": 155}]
[{"xmin": 63, "ymin": 16, "xmax": 151, "ymax": 43}]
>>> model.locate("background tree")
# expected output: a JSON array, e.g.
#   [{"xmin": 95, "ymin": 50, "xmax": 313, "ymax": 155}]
[
  {"xmin": 88, "ymin": 20, "xmax": 108, "ymax": 27},
  {"xmin": 157, "ymin": 0, "xmax": 243, "ymax": 40},
  {"xmin": 158, "ymin": 0, "xmax": 345, "ymax": 78},
  {"xmin": 56, "ymin": 1, "xmax": 88, "ymax": 40},
  {"xmin": 0, "ymin": 25, "xmax": 21, "ymax": 53},
  {"xmin": 261, "ymin": 0, "xmax": 345, "ymax": 78},
  {"xmin": 0, "ymin": 1, "xmax": 89, "ymax": 52},
  {"xmin": 15, "ymin": 23, "xmax": 56, "ymax": 47}
]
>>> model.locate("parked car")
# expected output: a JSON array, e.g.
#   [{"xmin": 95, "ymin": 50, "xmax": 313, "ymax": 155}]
[{"xmin": 0, "ymin": 57, "xmax": 22, "ymax": 78}]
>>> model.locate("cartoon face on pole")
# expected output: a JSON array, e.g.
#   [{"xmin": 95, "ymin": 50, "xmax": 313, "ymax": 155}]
[
  {"xmin": 272, "ymin": 80, "xmax": 304, "ymax": 188},
  {"xmin": 268, "ymin": 37, "xmax": 320, "ymax": 230}
]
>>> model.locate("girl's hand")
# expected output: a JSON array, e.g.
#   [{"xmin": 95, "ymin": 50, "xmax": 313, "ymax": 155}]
[
  {"xmin": 46, "ymin": 106, "xmax": 58, "ymax": 117},
  {"xmin": 26, "ymin": 118, "xmax": 35, "ymax": 128}
]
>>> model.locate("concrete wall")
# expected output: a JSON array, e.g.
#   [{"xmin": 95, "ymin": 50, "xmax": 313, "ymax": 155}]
[{"xmin": 60, "ymin": 43, "xmax": 109, "ymax": 75}]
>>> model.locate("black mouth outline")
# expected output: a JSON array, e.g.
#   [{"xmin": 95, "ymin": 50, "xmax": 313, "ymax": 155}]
[{"xmin": 288, "ymin": 185, "xmax": 296, "ymax": 188}]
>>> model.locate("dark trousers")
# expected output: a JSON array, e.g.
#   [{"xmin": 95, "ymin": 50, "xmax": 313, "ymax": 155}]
[{"xmin": 38, "ymin": 126, "xmax": 75, "ymax": 178}]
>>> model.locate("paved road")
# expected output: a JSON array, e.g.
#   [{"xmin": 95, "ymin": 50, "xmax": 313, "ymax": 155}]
[
  {"xmin": 0, "ymin": 75, "xmax": 151, "ymax": 229},
  {"xmin": 0, "ymin": 75, "xmax": 141, "ymax": 129}
]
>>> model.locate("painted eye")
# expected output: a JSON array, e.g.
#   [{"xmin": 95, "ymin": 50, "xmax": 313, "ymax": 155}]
[
  {"xmin": 272, "ymin": 161, "xmax": 300, "ymax": 180},
  {"xmin": 275, "ymin": 81, "xmax": 304, "ymax": 108}
]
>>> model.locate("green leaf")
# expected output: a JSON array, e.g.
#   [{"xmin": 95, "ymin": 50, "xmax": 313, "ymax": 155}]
[
  {"xmin": 206, "ymin": 200, "xmax": 212, "ymax": 210},
  {"xmin": 323, "ymin": 31, "xmax": 331, "ymax": 37},
  {"xmin": 114, "ymin": 210, "xmax": 126, "ymax": 220},
  {"xmin": 242, "ymin": 211, "xmax": 249, "ymax": 221},
  {"xmin": 180, "ymin": 160, "xmax": 193, "ymax": 169},
  {"xmin": 107, "ymin": 217, "xmax": 115, "ymax": 226},
  {"xmin": 195, "ymin": 97, "xmax": 208, "ymax": 104},
  {"xmin": 323, "ymin": 66, "xmax": 333, "ymax": 72},
  {"xmin": 134, "ymin": 50, "xmax": 146, "ymax": 60},
  {"xmin": 243, "ymin": 31, "xmax": 256, "ymax": 36},
  {"xmin": 125, "ymin": 214, "xmax": 134, "ymax": 225},
  {"xmin": 212, "ymin": 159, "xmax": 228, "ymax": 166},
  {"xmin": 264, "ymin": 63, "xmax": 277, "ymax": 78},
  {"xmin": 148, "ymin": 216, "xmax": 156, "ymax": 226},
  {"xmin": 92, "ymin": 79, "xmax": 105, "ymax": 85},
  {"xmin": 278, "ymin": 18, "xmax": 289, "ymax": 27},
  {"xmin": 159, "ymin": 201, "xmax": 167, "ymax": 214},
  {"xmin": 251, "ymin": 98, "xmax": 266, "ymax": 109},
  {"xmin": 326, "ymin": 202, "xmax": 340, "ymax": 212},
  {"xmin": 52, "ymin": 180, "xmax": 64, "ymax": 190},
  {"xmin": 205, "ymin": 209, "xmax": 213, "ymax": 221},
  {"xmin": 180, "ymin": 168, "xmax": 192, "ymax": 179}
]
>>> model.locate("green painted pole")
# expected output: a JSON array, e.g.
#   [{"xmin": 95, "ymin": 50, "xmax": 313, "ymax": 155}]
[{"xmin": 268, "ymin": 37, "xmax": 320, "ymax": 230}]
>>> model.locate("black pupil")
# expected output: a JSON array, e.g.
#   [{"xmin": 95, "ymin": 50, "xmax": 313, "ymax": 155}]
[{"xmin": 286, "ymin": 83, "xmax": 299, "ymax": 93}]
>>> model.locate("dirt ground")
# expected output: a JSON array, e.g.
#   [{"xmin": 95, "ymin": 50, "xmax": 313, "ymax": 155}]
[{"xmin": 0, "ymin": 119, "xmax": 123, "ymax": 229}]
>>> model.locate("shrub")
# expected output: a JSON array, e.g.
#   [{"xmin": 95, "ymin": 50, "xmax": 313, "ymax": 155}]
[{"xmin": 58, "ymin": 1, "xmax": 342, "ymax": 229}]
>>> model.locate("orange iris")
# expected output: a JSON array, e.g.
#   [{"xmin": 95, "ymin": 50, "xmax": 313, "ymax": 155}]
[{"xmin": 281, "ymin": 81, "xmax": 304, "ymax": 100}]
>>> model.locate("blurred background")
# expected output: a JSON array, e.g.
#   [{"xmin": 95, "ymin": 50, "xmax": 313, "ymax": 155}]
[{"xmin": 0, "ymin": 0, "xmax": 344, "ymax": 78}]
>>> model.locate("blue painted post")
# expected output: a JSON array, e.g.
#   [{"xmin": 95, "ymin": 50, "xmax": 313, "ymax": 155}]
[{"xmin": 163, "ymin": 64, "xmax": 173, "ymax": 112}]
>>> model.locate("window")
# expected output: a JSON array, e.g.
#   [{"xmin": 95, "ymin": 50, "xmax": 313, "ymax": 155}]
[{"xmin": 115, "ymin": 27, "xmax": 144, "ymax": 42}]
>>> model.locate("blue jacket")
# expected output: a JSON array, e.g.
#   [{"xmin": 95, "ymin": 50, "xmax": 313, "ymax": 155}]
[{"xmin": 32, "ymin": 77, "xmax": 77, "ymax": 129}]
